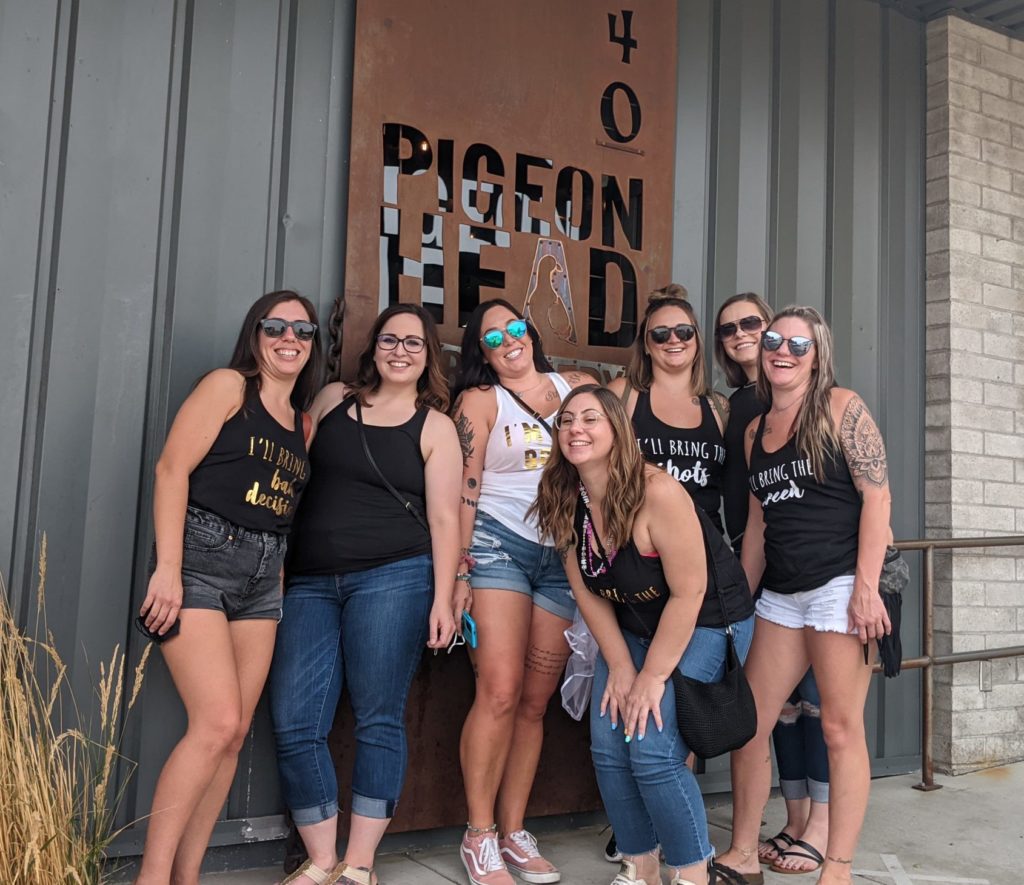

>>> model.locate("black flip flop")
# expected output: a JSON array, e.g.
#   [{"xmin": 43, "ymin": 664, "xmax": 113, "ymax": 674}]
[
  {"xmin": 758, "ymin": 831, "xmax": 795, "ymax": 866},
  {"xmin": 709, "ymin": 859, "xmax": 765, "ymax": 885},
  {"xmin": 770, "ymin": 838, "xmax": 825, "ymax": 875}
]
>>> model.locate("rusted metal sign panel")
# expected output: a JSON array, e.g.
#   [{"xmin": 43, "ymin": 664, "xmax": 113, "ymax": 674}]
[{"xmin": 343, "ymin": 0, "xmax": 678, "ymax": 374}]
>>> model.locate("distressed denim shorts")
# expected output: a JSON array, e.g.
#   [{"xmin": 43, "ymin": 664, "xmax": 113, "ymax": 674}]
[
  {"xmin": 151, "ymin": 505, "xmax": 287, "ymax": 621},
  {"xmin": 756, "ymin": 574, "xmax": 856, "ymax": 633},
  {"xmin": 468, "ymin": 510, "xmax": 576, "ymax": 621}
]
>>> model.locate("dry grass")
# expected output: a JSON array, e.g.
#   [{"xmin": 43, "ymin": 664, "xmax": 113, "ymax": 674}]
[{"xmin": 1, "ymin": 533, "xmax": 151, "ymax": 883}]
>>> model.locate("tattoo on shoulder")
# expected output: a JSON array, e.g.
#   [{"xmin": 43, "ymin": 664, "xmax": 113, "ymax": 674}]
[
  {"xmin": 840, "ymin": 397, "xmax": 888, "ymax": 488},
  {"xmin": 454, "ymin": 410, "xmax": 475, "ymax": 467}
]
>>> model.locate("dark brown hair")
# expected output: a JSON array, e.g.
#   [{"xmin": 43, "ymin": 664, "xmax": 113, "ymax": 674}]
[
  {"xmin": 713, "ymin": 292, "xmax": 774, "ymax": 388},
  {"xmin": 624, "ymin": 295, "xmax": 709, "ymax": 396}
]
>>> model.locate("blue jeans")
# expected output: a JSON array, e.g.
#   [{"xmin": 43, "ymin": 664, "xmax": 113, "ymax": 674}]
[
  {"xmin": 772, "ymin": 668, "xmax": 830, "ymax": 803},
  {"xmin": 590, "ymin": 615, "xmax": 755, "ymax": 867},
  {"xmin": 269, "ymin": 555, "xmax": 432, "ymax": 824}
]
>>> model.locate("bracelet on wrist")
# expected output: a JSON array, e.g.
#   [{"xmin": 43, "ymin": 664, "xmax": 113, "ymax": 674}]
[{"xmin": 455, "ymin": 573, "xmax": 472, "ymax": 583}]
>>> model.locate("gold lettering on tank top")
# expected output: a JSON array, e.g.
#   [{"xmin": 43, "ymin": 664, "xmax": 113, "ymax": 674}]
[
  {"xmin": 501, "ymin": 422, "xmax": 551, "ymax": 470},
  {"xmin": 243, "ymin": 436, "xmax": 308, "ymax": 518}
]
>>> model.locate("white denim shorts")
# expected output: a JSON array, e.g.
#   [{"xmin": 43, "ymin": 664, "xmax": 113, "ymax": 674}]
[{"xmin": 755, "ymin": 574, "xmax": 857, "ymax": 633}]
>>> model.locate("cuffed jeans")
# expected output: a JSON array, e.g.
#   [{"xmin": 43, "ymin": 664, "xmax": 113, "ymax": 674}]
[
  {"xmin": 269, "ymin": 554, "xmax": 432, "ymax": 824},
  {"xmin": 772, "ymin": 668, "xmax": 829, "ymax": 803},
  {"xmin": 590, "ymin": 616, "xmax": 755, "ymax": 868}
]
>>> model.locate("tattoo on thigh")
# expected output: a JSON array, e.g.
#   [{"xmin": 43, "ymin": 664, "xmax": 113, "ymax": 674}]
[{"xmin": 524, "ymin": 645, "xmax": 570, "ymax": 677}]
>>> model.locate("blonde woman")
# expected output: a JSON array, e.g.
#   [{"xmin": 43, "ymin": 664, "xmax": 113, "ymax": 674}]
[
  {"xmin": 710, "ymin": 307, "xmax": 892, "ymax": 885},
  {"xmin": 532, "ymin": 385, "xmax": 755, "ymax": 885}
]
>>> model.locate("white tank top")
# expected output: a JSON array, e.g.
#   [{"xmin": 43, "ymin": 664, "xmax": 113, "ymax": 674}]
[{"xmin": 477, "ymin": 373, "xmax": 573, "ymax": 544}]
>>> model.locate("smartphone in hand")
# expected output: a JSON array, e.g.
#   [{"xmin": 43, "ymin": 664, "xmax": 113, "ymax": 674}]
[
  {"xmin": 134, "ymin": 615, "xmax": 181, "ymax": 644},
  {"xmin": 461, "ymin": 610, "xmax": 478, "ymax": 649}
]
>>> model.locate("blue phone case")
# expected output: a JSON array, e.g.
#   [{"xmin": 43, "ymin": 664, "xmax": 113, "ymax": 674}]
[{"xmin": 461, "ymin": 610, "xmax": 478, "ymax": 648}]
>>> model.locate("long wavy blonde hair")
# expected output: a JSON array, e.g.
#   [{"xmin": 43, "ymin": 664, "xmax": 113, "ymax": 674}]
[
  {"xmin": 530, "ymin": 385, "xmax": 647, "ymax": 552},
  {"xmin": 756, "ymin": 305, "xmax": 838, "ymax": 482}
]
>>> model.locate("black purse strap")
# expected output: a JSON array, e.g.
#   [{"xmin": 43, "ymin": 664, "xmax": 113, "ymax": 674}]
[
  {"xmin": 353, "ymin": 398, "xmax": 429, "ymax": 533},
  {"xmin": 502, "ymin": 384, "xmax": 554, "ymax": 436}
]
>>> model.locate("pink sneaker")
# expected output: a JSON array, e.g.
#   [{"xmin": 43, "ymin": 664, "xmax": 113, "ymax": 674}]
[
  {"xmin": 461, "ymin": 829, "xmax": 514, "ymax": 885},
  {"xmin": 498, "ymin": 830, "xmax": 561, "ymax": 883}
]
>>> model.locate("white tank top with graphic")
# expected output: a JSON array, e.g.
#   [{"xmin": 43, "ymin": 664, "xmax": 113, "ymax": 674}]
[{"xmin": 477, "ymin": 372, "xmax": 573, "ymax": 545}]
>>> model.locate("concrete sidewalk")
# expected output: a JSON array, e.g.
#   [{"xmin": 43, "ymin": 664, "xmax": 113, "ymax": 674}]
[{"xmin": 202, "ymin": 764, "xmax": 1024, "ymax": 884}]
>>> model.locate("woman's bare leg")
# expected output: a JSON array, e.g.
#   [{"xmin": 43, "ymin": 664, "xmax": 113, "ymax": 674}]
[
  {"xmin": 716, "ymin": 619, "xmax": 809, "ymax": 877},
  {"xmin": 495, "ymin": 605, "xmax": 570, "ymax": 835},
  {"xmin": 805, "ymin": 630, "xmax": 873, "ymax": 885},
  {"xmin": 460, "ymin": 589, "xmax": 532, "ymax": 828},
  {"xmin": 169, "ymin": 618, "xmax": 278, "ymax": 885},
  {"xmin": 134, "ymin": 611, "xmax": 242, "ymax": 885}
]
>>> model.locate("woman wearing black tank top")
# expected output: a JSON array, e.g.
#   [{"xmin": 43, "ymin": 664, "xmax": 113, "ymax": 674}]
[
  {"xmin": 135, "ymin": 291, "xmax": 323, "ymax": 885},
  {"xmin": 608, "ymin": 289, "xmax": 729, "ymax": 535},
  {"xmin": 269, "ymin": 305, "xmax": 461, "ymax": 885},
  {"xmin": 715, "ymin": 294, "xmax": 832, "ymax": 875},
  {"xmin": 712, "ymin": 308, "xmax": 893, "ymax": 885},
  {"xmin": 532, "ymin": 386, "xmax": 755, "ymax": 885}
]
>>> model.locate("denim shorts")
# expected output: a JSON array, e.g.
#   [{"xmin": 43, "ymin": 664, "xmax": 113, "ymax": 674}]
[
  {"xmin": 468, "ymin": 511, "xmax": 576, "ymax": 621},
  {"xmin": 757, "ymin": 574, "xmax": 856, "ymax": 633},
  {"xmin": 153, "ymin": 505, "xmax": 287, "ymax": 621}
]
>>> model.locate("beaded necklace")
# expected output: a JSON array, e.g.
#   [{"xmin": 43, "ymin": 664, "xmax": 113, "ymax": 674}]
[{"xmin": 578, "ymin": 482, "xmax": 617, "ymax": 578}]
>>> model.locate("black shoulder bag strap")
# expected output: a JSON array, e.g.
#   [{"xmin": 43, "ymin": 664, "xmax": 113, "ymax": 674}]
[
  {"xmin": 353, "ymin": 398, "xmax": 430, "ymax": 533},
  {"xmin": 502, "ymin": 384, "xmax": 554, "ymax": 435}
]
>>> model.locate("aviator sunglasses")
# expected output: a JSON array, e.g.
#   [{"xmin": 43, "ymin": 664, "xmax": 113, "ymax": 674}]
[
  {"xmin": 647, "ymin": 323, "xmax": 696, "ymax": 345},
  {"xmin": 377, "ymin": 333, "xmax": 426, "ymax": 353},
  {"xmin": 716, "ymin": 315, "xmax": 764, "ymax": 339},
  {"xmin": 480, "ymin": 319, "xmax": 529, "ymax": 350},
  {"xmin": 259, "ymin": 317, "xmax": 318, "ymax": 341},
  {"xmin": 762, "ymin": 330, "xmax": 815, "ymax": 357}
]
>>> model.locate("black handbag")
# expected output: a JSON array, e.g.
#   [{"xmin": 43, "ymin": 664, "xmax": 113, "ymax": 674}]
[
  {"xmin": 876, "ymin": 545, "xmax": 910, "ymax": 678},
  {"xmin": 580, "ymin": 495, "xmax": 756, "ymax": 759}
]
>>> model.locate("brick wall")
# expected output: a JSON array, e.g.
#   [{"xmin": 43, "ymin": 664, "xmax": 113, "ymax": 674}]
[{"xmin": 925, "ymin": 15, "xmax": 1024, "ymax": 775}]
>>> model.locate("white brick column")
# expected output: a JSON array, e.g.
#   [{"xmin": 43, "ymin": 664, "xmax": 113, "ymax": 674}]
[{"xmin": 925, "ymin": 15, "xmax": 1024, "ymax": 774}]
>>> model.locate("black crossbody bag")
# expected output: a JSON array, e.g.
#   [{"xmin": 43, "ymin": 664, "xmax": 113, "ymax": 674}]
[
  {"xmin": 579, "ymin": 494, "xmax": 756, "ymax": 759},
  {"xmin": 353, "ymin": 398, "xmax": 429, "ymax": 533}
]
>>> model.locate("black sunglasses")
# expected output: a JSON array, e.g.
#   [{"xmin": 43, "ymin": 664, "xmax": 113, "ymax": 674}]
[
  {"xmin": 762, "ymin": 331, "xmax": 814, "ymax": 357},
  {"xmin": 647, "ymin": 323, "xmax": 696, "ymax": 345},
  {"xmin": 717, "ymin": 315, "xmax": 764, "ymax": 340},
  {"xmin": 377, "ymin": 333, "xmax": 426, "ymax": 354},
  {"xmin": 259, "ymin": 318, "xmax": 317, "ymax": 341}
]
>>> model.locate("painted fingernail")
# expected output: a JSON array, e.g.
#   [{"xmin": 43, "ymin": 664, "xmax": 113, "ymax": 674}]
[
  {"xmin": 638, "ymin": 733, "xmax": 644, "ymax": 741},
  {"xmin": 658, "ymin": 724, "xmax": 663, "ymax": 733},
  {"xmin": 611, "ymin": 722, "xmax": 617, "ymax": 731},
  {"xmin": 624, "ymin": 734, "xmax": 632, "ymax": 744},
  {"xmin": 600, "ymin": 709, "xmax": 606, "ymax": 718}
]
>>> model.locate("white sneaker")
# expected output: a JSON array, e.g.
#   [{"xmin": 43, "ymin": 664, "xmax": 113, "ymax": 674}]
[{"xmin": 610, "ymin": 859, "xmax": 654, "ymax": 885}]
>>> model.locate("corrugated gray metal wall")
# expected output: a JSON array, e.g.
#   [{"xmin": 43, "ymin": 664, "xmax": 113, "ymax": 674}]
[{"xmin": 0, "ymin": 0, "xmax": 924, "ymax": 854}]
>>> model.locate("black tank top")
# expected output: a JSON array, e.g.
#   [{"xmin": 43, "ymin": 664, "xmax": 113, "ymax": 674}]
[
  {"xmin": 188, "ymin": 391, "xmax": 308, "ymax": 534},
  {"xmin": 748, "ymin": 415, "xmax": 861, "ymax": 594},
  {"xmin": 631, "ymin": 390, "xmax": 726, "ymax": 534},
  {"xmin": 572, "ymin": 497, "xmax": 753, "ymax": 635},
  {"xmin": 722, "ymin": 384, "xmax": 765, "ymax": 554},
  {"xmin": 288, "ymin": 396, "xmax": 431, "ymax": 574}
]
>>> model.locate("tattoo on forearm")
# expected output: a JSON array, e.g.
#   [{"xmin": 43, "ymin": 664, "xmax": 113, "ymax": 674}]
[
  {"xmin": 454, "ymin": 410, "xmax": 475, "ymax": 467},
  {"xmin": 524, "ymin": 645, "xmax": 570, "ymax": 677},
  {"xmin": 467, "ymin": 477, "xmax": 477, "ymax": 489},
  {"xmin": 461, "ymin": 495, "xmax": 478, "ymax": 509},
  {"xmin": 840, "ymin": 397, "xmax": 888, "ymax": 488}
]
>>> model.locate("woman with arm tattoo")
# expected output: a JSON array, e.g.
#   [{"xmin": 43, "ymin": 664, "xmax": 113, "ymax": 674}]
[
  {"xmin": 532, "ymin": 385, "xmax": 755, "ymax": 885},
  {"xmin": 450, "ymin": 298, "xmax": 589, "ymax": 885},
  {"xmin": 714, "ymin": 294, "xmax": 831, "ymax": 874},
  {"xmin": 711, "ymin": 306, "xmax": 892, "ymax": 885}
]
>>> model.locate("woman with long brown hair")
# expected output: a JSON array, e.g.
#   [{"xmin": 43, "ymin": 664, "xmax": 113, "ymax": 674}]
[
  {"xmin": 451, "ymin": 298, "xmax": 590, "ymax": 885},
  {"xmin": 269, "ymin": 303, "xmax": 461, "ymax": 885},
  {"xmin": 710, "ymin": 307, "xmax": 892, "ymax": 885},
  {"xmin": 532, "ymin": 385, "xmax": 755, "ymax": 885},
  {"xmin": 609, "ymin": 287, "xmax": 729, "ymax": 535}
]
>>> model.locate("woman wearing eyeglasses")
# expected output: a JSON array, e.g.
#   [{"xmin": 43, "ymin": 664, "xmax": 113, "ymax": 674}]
[
  {"xmin": 713, "ymin": 294, "xmax": 830, "ymax": 876},
  {"xmin": 451, "ymin": 298, "xmax": 590, "ymax": 885},
  {"xmin": 532, "ymin": 385, "xmax": 754, "ymax": 885},
  {"xmin": 135, "ymin": 291, "xmax": 322, "ymax": 885},
  {"xmin": 710, "ymin": 307, "xmax": 892, "ymax": 885},
  {"xmin": 269, "ymin": 303, "xmax": 461, "ymax": 885},
  {"xmin": 608, "ymin": 286, "xmax": 728, "ymax": 536}
]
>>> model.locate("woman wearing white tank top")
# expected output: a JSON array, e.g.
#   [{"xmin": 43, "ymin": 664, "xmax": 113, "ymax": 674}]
[{"xmin": 450, "ymin": 299, "xmax": 590, "ymax": 885}]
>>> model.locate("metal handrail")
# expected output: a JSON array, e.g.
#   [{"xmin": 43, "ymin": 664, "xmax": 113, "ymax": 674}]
[{"xmin": 889, "ymin": 534, "xmax": 1024, "ymax": 791}]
